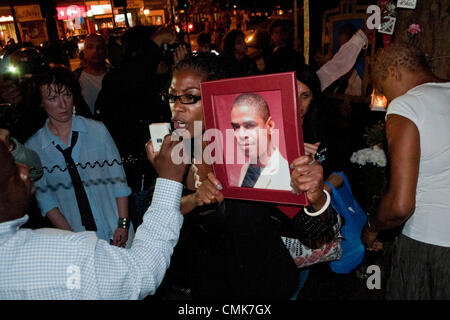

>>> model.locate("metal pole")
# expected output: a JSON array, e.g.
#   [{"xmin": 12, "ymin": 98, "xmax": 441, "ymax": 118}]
[
  {"xmin": 185, "ymin": 9, "xmax": 190, "ymax": 46},
  {"xmin": 109, "ymin": 0, "xmax": 117, "ymax": 27},
  {"xmin": 123, "ymin": 5, "xmax": 130, "ymax": 28},
  {"xmin": 303, "ymin": 0, "xmax": 310, "ymax": 64},
  {"xmin": 82, "ymin": 0, "xmax": 92, "ymax": 34},
  {"xmin": 9, "ymin": 2, "xmax": 22, "ymax": 43},
  {"xmin": 169, "ymin": 0, "xmax": 175, "ymax": 26},
  {"xmin": 294, "ymin": 0, "xmax": 298, "ymax": 48}
]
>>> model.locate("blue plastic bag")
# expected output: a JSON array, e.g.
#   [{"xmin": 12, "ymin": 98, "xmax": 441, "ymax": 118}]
[{"xmin": 326, "ymin": 172, "xmax": 367, "ymax": 274}]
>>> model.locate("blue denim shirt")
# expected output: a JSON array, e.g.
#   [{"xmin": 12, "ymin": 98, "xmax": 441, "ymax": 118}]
[{"xmin": 26, "ymin": 115, "xmax": 132, "ymax": 241}]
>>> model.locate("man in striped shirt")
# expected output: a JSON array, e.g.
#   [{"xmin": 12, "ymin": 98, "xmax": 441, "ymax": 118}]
[{"xmin": 0, "ymin": 136, "xmax": 186, "ymax": 299}]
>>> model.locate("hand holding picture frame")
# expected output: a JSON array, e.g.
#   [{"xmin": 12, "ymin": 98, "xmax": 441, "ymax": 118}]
[{"xmin": 201, "ymin": 72, "xmax": 309, "ymax": 206}]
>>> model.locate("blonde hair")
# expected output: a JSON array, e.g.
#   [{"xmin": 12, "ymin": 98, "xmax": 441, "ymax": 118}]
[{"xmin": 372, "ymin": 42, "xmax": 430, "ymax": 82}]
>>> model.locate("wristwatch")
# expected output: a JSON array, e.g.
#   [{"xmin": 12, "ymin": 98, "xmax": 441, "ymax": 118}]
[{"xmin": 118, "ymin": 217, "xmax": 130, "ymax": 229}]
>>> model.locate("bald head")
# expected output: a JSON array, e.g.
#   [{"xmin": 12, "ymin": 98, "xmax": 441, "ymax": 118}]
[
  {"xmin": 232, "ymin": 93, "xmax": 270, "ymax": 122},
  {"xmin": 85, "ymin": 33, "xmax": 105, "ymax": 45},
  {"xmin": 0, "ymin": 140, "xmax": 14, "ymax": 187},
  {"xmin": 0, "ymin": 140, "xmax": 17, "ymax": 219}
]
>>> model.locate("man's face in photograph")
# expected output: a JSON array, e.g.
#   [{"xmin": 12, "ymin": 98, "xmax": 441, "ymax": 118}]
[{"xmin": 231, "ymin": 103, "xmax": 274, "ymax": 163}]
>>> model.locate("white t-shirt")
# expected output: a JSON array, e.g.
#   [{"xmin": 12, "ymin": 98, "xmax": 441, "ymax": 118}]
[
  {"xmin": 79, "ymin": 71, "xmax": 107, "ymax": 114},
  {"xmin": 386, "ymin": 82, "xmax": 450, "ymax": 247}
]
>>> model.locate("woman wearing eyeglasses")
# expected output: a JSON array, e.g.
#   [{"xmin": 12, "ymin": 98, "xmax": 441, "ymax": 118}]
[{"xmin": 148, "ymin": 54, "xmax": 338, "ymax": 300}]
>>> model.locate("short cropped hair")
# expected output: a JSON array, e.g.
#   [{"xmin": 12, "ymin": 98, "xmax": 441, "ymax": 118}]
[
  {"xmin": 232, "ymin": 93, "xmax": 270, "ymax": 122},
  {"xmin": 372, "ymin": 42, "xmax": 430, "ymax": 82},
  {"xmin": 85, "ymin": 33, "xmax": 105, "ymax": 45},
  {"xmin": 269, "ymin": 19, "xmax": 290, "ymax": 35},
  {"xmin": 197, "ymin": 32, "xmax": 211, "ymax": 46}
]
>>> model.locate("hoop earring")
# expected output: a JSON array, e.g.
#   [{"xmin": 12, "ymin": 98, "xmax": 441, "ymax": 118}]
[{"xmin": 72, "ymin": 106, "xmax": 76, "ymax": 115}]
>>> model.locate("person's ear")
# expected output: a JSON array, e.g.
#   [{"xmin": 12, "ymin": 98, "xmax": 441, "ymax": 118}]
[
  {"xmin": 387, "ymin": 65, "xmax": 401, "ymax": 81},
  {"xmin": 17, "ymin": 163, "xmax": 30, "ymax": 183},
  {"xmin": 266, "ymin": 116, "xmax": 275, "ymax": 134}
]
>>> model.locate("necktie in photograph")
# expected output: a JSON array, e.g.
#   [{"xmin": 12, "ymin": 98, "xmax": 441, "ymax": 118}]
[
  {"xmin": 241, "ymin": 165, "xmax": 262, "ymax": 188},
  {"xmin": 56, "ymin": 131, "xmax": 97, "ymax": 231}
]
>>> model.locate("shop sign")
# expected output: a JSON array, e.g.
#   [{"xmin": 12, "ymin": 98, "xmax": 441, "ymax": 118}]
[
  {"xmin": 126, "ymin": 0, "xmax": 144, "ymax": 9},
  {"xmin": 0, "ymin": 16, "xmax": 13, "ymax": 22},
  {"xmin": 14, "ymin": 5, "xmax": 43, "ymax": 22},
  {"xmin": 57, "ymin": 5, "xmax": 87, "ymax": 20},
  {"xmin": 89, "ymin": 4, "xmax": 112, "ymax": 15}
]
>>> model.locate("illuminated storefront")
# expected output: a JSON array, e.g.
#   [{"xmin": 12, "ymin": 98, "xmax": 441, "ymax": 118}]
[
  {"xmin": 0, "ymin": 8, "xmax": 16, "ymax": 47},
  {"xmin": 143, "ymin": 9, "xmax": 165, "ymax": 25},
  {"xmin": 86, "ymin": 2, "xmax": 114, "ymax": 31},
  {"xmin": 0, "ymin": 4, "xmax": 47, "ymax": 47},
  {"xmin": 84, "ymin": 0, "xmax": 144, "ymax": 31},
  {"xmin": 56, "ymin": 4, "xmax": 90, "ymax": 37},
  {"xmin": 143, "ymin": 0, "xmax": 167, "ymax": 26},
  {"xmin": 118, "ymin": 0, "xmax": 144, "ymax": 27}
]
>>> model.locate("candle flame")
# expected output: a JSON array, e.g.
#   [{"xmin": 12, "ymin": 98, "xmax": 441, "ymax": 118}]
[{"xmin": 371, "ymin": 90, "xmax": 387, "ymax": 109}]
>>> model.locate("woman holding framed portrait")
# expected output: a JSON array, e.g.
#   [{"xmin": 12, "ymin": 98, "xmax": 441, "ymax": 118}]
[{"xmin": 148, "ymin": 54, "xmax": 340, "ymax": 299}]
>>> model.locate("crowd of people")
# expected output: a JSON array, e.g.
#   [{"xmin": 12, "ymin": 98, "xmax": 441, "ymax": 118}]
[{"xmin": 0, "ymin": 16, "xmax": 448, "ymax": 301}]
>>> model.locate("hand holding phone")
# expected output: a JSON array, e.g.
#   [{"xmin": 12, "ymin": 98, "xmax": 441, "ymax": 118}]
[{"xmin": 149, "ymin": 123, "xmax": 171, "ymax": 152}]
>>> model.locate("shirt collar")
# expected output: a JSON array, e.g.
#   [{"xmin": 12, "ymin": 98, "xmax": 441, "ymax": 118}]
[
  {"xmin": 262, "ymin": 148, "xmax": 281, "ymax": 174},
  {"xmin": 41, "ymin": 115, "xmax": 87, "ymax": 149},
  {"xmin": 0, "ymin": 215, "xmax": 29, "ymax": 240}
]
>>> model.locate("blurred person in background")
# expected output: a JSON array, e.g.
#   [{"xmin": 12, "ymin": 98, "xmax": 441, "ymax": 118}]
[
  {"xmin": 218, "ymin": 29, "xmax": 259, "ymax": 78},
  {"xmin": 264, "ymin": 19, "xmax": 302, "ymax": 74},
  {"xmin": 95, "ymin": 26, "xmax": 188, "ymax": 231},
  {"xmin": 73, "ymin": 34, "xmax": 112, "ymax": 116},
  {"xmin": 196, "ymin": 32, "xmax": 214, "ymax": 54}
]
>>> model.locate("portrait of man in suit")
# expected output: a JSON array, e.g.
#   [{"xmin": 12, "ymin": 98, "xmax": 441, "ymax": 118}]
[{"xmin": 230, "ymin": 93, "xmax": 291, "ymax": 190}]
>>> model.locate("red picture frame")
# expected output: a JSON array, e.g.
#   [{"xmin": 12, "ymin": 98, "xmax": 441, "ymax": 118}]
[{"xmin": 201, "ymin": 72, "xmax": 309, "ymax": 207}]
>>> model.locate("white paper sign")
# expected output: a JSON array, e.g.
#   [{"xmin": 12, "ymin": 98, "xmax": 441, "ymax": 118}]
[
  {"xmin": 378, "ymin": 16, "xmax": 397, "ymax": 35},
  {"xmin": 397, "ymin": 0, "xmax": 417, "ymax": 9}
]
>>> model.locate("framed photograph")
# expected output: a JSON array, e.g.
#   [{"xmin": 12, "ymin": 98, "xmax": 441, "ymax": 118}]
[
  {"xmin": 378, "ymin": 16, "xmax": 397, "ymax": 35},
  {"xmin": 201, "ymin": 72, "xmax": 309, "ymax": 206},
  {"xmin": 397, "ymin": 0, "xmax": 417, "ymax": 9}
]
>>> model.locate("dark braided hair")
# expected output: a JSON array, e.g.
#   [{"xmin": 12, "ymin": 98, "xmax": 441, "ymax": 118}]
[{"xmin": 174, "ymin": 52, "xmax": 228, "ymax": 81}]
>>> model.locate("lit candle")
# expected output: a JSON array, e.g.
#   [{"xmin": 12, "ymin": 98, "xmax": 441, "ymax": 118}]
[{"xmin": 371, "ymin": 89, "xmax": 388, "ymax": 111}]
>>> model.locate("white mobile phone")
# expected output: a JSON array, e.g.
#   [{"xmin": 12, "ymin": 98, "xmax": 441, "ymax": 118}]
[{"xmin": 149, "ymin": 123, "xmax": 171, "ymax": 152}]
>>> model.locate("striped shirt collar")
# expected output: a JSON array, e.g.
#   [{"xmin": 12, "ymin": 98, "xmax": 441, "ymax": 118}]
[{"xmin": 0, "ymin": 215, "xmax": 29, "ymax": 244}]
